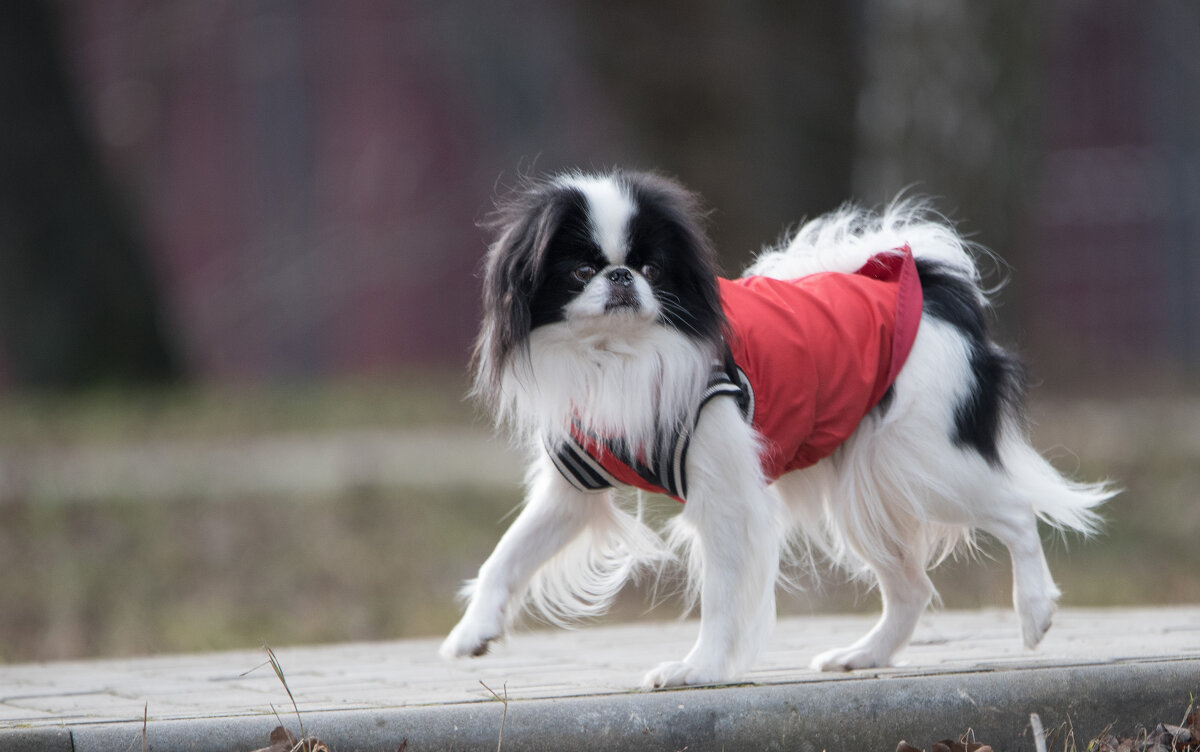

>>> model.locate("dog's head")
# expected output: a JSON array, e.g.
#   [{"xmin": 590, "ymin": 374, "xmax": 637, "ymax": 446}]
[{"xmin": 473, "ymin": 171, "xmax": 725, "ymax": 400}]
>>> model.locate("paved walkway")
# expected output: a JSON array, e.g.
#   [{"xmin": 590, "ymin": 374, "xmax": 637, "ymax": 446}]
[{"xmin": 2, "ymin": 607, "xmax": 1198, "ymax": 751}]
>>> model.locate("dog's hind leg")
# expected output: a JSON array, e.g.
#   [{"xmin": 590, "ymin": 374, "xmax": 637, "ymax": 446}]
[
  {"xmin": 811, "ymin": 548, "xmax": 934, "ymax": 671},
  {"xmin": 981, "ymin": 507, "xmax": 1059, "ymax": 649}
]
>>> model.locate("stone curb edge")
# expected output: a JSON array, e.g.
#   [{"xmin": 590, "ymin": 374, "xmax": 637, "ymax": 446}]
[{"xmin": 6, "ymin": 658, "xmax": 1199, "ymax": 752}]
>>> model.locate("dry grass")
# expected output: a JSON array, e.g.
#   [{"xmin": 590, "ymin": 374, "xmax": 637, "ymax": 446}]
[
  {"xmin": 0, "ymin": 486, "xmax": 512, "ymax": 661},
  {"xmin": 0, "ymin": 374, "xmax": 475, "ymax": 446}
]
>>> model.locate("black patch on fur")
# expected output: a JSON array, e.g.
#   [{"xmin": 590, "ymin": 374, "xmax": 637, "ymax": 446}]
[
  {"xmin": 474, "ymin": 182, "xmax": 595, "ymax": 394},
  {"xmin": 916, "ymin": 259, "xmax": 1026, "ymax": 466},
  {"xmin": 525, "ymin": 188, "xmax": 602, "ymax": 330},
  {"xmin": 623, "ymin": 173, "xmax": 725, "ymax": 344},
  {"xmin": 873, "ymin": 384, "xmax": 895, "ymax": 417}
]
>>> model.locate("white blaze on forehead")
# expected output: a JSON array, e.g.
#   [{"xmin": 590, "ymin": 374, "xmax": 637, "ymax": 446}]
[{"xmin": 558, "ymin": 174, "xmax": 636, "ymax": 265}]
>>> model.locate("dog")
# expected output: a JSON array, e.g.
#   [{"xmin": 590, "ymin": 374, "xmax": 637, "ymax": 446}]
[{"xmin": 440, "ymin": 170, "xmax": 1113, "ymax": 689}]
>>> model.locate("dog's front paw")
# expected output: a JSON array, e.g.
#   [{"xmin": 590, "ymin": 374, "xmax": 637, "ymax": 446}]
[
  {"xmin": 810, "ymin": 645, "xmax": 891, "ymax": 673},
  {"xmin": 640, "ymin": 660, "xmax": 727, "ymax": 689},
  {"xmin": 439, "ymin": 615, "xmax": 504, "ymax": 660}
]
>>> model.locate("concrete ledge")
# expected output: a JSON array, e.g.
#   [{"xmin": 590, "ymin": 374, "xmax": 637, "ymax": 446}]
[
  {"xmin": 16, "ymin": 659, "xmax": 1196, "ymax": 752},
  {"xmin": 2, "ymin": 727, "xmax": 72, "ymax": 752},
  {"xmin": 2, "ymin": 609, "xmax": 1198, "ymax": 751}
]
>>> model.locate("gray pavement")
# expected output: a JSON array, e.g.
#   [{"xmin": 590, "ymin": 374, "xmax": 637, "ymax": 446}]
[{"xmin": 1, "ymin": 607, "xmax": 1198, "ymax": 751}]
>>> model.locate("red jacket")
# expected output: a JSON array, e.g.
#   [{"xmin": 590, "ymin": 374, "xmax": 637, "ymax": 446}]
[{"xmin": 548, "ymin": 247, "xmax": 923, "ymax": 501}]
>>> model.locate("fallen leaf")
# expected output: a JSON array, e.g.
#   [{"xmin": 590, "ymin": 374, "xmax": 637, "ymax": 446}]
[{"xmin": 249, "ymin": 725, "xmax": 330, "ymax": 752}]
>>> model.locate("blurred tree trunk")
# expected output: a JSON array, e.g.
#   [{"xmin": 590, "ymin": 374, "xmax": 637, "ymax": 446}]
[
  {"xmin": 852, "ymin": 0, "xmax": 1050, "ymax": 331},
  {"xmin": 0, "ymin": 1, "xmax": 177, "ymax": 388},
  {"xmin": 570, "ymin": 0, "xmax": 861, "ymax": 269}
]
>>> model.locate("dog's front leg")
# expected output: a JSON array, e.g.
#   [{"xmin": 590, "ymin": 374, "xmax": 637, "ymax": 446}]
[
  {"xmin": 440, "ymin": 453, "xmax": 602, "ymax": 660},
  {"xmin": 642, "ymin": 401, "xmax": 783, "ymax": 689}
]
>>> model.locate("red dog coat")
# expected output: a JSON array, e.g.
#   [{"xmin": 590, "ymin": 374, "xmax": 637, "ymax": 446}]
[{"xmin": 549, "ymin": 247, "xmax": 923, "ymax": 501}]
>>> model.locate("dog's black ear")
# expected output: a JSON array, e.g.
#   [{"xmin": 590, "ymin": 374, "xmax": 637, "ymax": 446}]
[
  {"xmin": 472, "ymin": 180, "xmax": 577, "ymax": 398},
  {"xmin": 623, "ymin": 171, "xmax": 727, "ymax": 347}
]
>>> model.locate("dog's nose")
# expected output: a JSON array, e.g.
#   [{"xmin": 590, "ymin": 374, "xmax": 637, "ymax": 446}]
[{"xmin": 607, "ymin": 268, "xmax": 634, "ymax": 287}]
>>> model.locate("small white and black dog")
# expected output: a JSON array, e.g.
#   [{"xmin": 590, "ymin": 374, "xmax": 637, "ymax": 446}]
[{"xmin": 441, "ymin": 170, "xmax": 1112, "ymax": 688}]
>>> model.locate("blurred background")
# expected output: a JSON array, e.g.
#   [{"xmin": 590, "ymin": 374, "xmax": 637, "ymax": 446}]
[{"xmin": 0, "ymin": 0, "xmax": 1197, "ymax": 662}]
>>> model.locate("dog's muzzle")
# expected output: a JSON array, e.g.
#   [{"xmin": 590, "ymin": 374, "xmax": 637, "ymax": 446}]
[{"xmin": 604, "ymin": 267, "xmax": 640, "ymax": 311}]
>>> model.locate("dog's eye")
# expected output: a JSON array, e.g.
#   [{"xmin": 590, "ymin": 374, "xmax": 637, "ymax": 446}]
[
  {"xmin": 640, "ymin": 264, "xmax": 662, "ymax": 283},
  {"xmin": 571, "ymin": 264, "xmax": 598, "ymax": 285}
]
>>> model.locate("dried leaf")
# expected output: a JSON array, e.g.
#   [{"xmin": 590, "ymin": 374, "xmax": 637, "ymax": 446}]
[
  {"xmin": 249, "ymin": 726, "xmax": 297, "ymax": 752},
  {"xmin": 249, "ymin": 726, "xmax": 330, "ymax": 752},
  {"xmin": 1164, "ymin": 724, "xmax": 1193, "ymax": 746}
]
